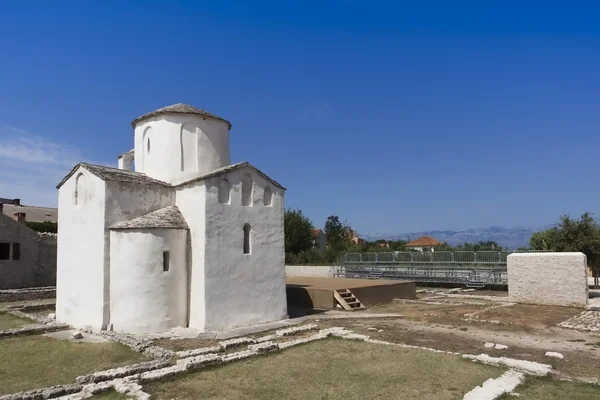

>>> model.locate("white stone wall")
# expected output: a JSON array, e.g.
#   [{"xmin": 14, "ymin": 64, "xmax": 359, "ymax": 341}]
[
  {"xmin": 109, "ymin": 229, "xmax": 188, "ymax": 333},
  {"xmin": 201, "ymin": 166, "xmax": 287, "ymax": 332},
  {"xmin": 175, "ymin": 181, "xmax": 206, "ymax": 330},
  {"xmin": 134, "ymin": 114, "xmax": 230, "ymax": 184},
  {"xmin": 507, "ymin": 252, "xmax": 589, "ymax": 308},
  {"xmin": 286, "ymin": 265, "xmax": 334, "ymax": 278},
  {"xmin": 56, "ymin": 168, "xmax": 107, "ymax": 330}
]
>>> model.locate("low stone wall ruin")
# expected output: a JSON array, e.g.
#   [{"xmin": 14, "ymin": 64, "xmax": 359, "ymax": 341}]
[{"xmin": 0, "ymin": 287, "xmax": 56, "ymax": 302}]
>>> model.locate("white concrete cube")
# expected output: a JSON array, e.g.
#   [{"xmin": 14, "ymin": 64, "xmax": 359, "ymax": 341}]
[{"xmin": 507, "ymin": 252, "xmax": 588, "ymax": 308}]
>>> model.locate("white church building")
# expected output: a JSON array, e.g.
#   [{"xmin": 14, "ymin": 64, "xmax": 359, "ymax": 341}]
[{"xmin": 56, "ymin": 104, "xmax": 288, "ymax": 334}]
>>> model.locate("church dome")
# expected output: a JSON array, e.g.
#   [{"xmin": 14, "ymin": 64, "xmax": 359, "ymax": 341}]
[{"xmin": 131, "ymin": 103, "xmax": 232, "ymax": 129}]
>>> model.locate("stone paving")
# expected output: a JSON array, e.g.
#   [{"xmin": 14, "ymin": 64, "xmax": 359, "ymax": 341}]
[{"xmin": 558, "ymin": 310, "xmax": 600, "ymax": 333}]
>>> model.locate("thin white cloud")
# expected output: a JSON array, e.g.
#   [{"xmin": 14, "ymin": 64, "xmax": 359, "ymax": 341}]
[{"xmin": 0, "ymin": 125, "xmax": 110, "ymax": 207}]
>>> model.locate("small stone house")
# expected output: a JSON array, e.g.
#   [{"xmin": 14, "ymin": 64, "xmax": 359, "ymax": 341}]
[
  {"xmin": 0, "ymin": 199, "xmax": 57, "ymax": 289},
  {"xmin": 56, "ymin": 104, "xmax": 288, "ymax": 334}
]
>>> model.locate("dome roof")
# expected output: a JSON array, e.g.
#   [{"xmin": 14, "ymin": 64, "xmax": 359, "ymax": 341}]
[{"xmin": 131, "ymin": 103, "xmax": 231, "ymax": 129}]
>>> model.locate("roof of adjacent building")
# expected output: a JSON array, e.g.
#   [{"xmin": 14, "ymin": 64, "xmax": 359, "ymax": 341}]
[
  {"xmin": 57, "ymin": 163, "xmax": 172, "ymax": 189},
  {"xmin": 313, "ymin": 228, "xmax": 324, "ymax": 236},
  {"xmin": 130, "ymin": 103, "xmax": 232, "ymax": 130},
  {"xmin": 109, "ymin": 206, "xmax": 189, "ymax": 230},
  {"xmin": 58, "ymin": 161, "xmax": 285, "ymax": 191},
  {"xmin": 407, "ymin": 236, "xmax": 441, "ymax": 247},
  {"xmin": 1, "ymin": 204, "xmax": 57, "ymax": 223},
  {"xmin": 174, "ymin": 161, "xmax": 285, "ymax": 190}
]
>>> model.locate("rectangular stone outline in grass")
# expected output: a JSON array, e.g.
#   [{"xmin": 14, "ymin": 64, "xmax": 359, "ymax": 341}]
[{"xmin": 0, "ymin": 324, "xmax": 555, "ymax": 400}]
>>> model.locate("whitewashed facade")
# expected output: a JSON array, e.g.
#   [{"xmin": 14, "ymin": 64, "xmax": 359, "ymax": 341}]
[{"xmin": 56, "ymin": 104, "xmax": 287, "ymax": 333}]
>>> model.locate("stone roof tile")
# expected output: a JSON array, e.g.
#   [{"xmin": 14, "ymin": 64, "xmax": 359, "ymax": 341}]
[
  {"xmin": 131, "ymin": 103, "xmax": 232, "ymax": 129},
  {"xmin": 110, "ymin": 206, "xmax": 189, "ymax": 230},
  {"xmin": 57, "ymin": 163, "xmax": 170, "ymax": 189},
  {"xmin": 174, "ymin": 161, "xmax": 285, "ymax": 190}
]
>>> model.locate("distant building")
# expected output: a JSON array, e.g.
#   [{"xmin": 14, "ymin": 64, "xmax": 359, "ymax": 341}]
[
  {"xmin": 406, "ymin": 236, "xmax": 441, "ymax": 252},
  {"xmin": 348, "ymin": 229, "xmax": 365, "ymax": 245},
  {"xmin": 313, "ymin": 229, "xmax": 326, "ymax": 254},
  {"xmin": 0, "ymin": 198, "xmax": 57, "ymax": 289}
]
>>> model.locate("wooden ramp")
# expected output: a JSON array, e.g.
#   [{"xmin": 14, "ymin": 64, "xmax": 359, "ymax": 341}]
[{"xmin": 334, "ymin": 289, "xmax": 366, "ymax": 311}]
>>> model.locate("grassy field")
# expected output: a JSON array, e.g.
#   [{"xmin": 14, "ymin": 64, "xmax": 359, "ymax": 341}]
[
  {"xmin": 500, "ymin": 376, "xmax": 600, "ymax": 399},
  {"xmin": 145, "ymin": 338, "xmax": 505, "ymax": 400},
  {"xmin": 0, "ymin": 335, "xmax": 145, "ymax": 395},
  {"xmin": 500, "ymin": 378, "xmax": 600, "ymax": 400},
  {"xmin": 0, "ymin": 312, "xmax": 33, "ymax": 330}
]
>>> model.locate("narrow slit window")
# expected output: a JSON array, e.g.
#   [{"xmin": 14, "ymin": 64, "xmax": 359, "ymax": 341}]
[
  {"xmin": 263, "ymin": 187, "xmax": 272, "ymax": 206},
  {"xmin": 163, "ymin": 251, "xmax": 170, "ymax": 272},
  {"xmin": 218, "ymin": 179, "xmax": 231, "ymax": 204},
  {"xmin": 241, "ymin": 174, "xmax": 252, "ymax": 206},
  {"xmin": 12, "ymin": 243, "xmax": 20, "ymax": 260},
  {"xmin": 243, "ymin": 223, "xmax": 251, "ymax": 254},
  {"xmin": 0, "ymin": 243, "xmax": 9, "ymax": 260}
]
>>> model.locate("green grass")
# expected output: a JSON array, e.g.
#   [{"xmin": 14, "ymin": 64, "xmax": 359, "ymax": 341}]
[
  {"xmin": 145, "ymin": 338, "xmax": 505, "ymax": 400},
  {"xmin": 501, "ymin": 376, "xmax": 600, "ymax": 400},
  {"xmin": 91, "ymin": 389, "xmax": 133, "ymax": 399},
  {"xmin": 0, "ymin": 335, "xmax": 145, "ymax": 395},
  {"xmin": 0, "ymin": 312, "xmax": 33, "ymax": 330}
]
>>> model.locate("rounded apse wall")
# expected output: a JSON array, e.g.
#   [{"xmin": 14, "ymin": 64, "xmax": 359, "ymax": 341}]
[{"xmin": 109, "ymin": 229, "xmax": 188, "ymax": 333}]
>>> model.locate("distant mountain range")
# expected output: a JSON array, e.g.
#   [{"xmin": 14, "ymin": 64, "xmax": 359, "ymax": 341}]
[{"xmin": 359, "ymin": 226, "xmax": 554, "ymax": 249}]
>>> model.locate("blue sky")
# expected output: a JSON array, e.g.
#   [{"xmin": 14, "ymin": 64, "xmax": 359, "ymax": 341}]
[{"xmin": 1, "ymin": 1, "xmax": 599, "ymax": 233}]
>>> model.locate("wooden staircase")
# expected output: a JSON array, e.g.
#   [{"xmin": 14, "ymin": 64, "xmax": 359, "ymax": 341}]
[{"xmin": 333, "ymin": 289, "xmax": 366, "ymax": 311}]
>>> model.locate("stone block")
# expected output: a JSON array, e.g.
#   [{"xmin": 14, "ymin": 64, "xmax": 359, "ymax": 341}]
[
  {"xmin": 508, "ymin": 252, "xmax": 588, "ymax": 308},
  {"xmin": 72, "ymin": 331, "xmax": 84, "ymax": 339}
]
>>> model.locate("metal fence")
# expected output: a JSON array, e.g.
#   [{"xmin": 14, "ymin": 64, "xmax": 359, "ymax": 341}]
[
  {"xmin": 342, "ymin": 250, "xmax": 546, "ymax": 265},
  {"xmin": 335, "ymin": 264, "xmax": 507, "ymax": 287}
]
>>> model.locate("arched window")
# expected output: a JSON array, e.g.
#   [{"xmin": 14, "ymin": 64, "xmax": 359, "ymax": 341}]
[
  {"xmin": 142, "ymin": 126, "xmax": 153, "ymax": 170},
  {"xmin": 263, "ymin": 187, "xmax": 272, "ymax": 206},
  {"xmin": 243, "ymin": 223, "xmax": 251, "ymax": 254},
  {"xmin": 74, "ymin": 172, "xmax": 85, "ymax": 205},
  {"xmin": 241, "ymin": 174, "xmax": 253, "ymax": 207},
  {"xmin": 218, "ymin": 179, "xmax": 230, "ymax": 204}
]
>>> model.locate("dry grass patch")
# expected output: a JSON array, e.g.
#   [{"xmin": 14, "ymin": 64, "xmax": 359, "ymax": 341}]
[
  {"xmin": 153, "ymin": 337, "xmax": 219, "ymax": 352},
  {"xmin": 0, "ymin": 312, "xmax": 33, "ymax": 330},
  {"xmin": 475, "ymin": 304, "xmax": 581, "ymax": 331},
  {"xmin": 0, "ymin": 335, "xmax": 145, "ymax": 395},
  {"xmin": 90, "ymin": 389, "xmax": 133, "ymax": 399},
  {"xmin": 369, "ymin": 301, "xmax": 490, "ymax": 325},
  {"xmin": 144, "ymin": 338, "xmax": 505, "ymax": 400},
  {"xmin": 500, "ymin": 376, "xmax": 600, "ymax": 399}
]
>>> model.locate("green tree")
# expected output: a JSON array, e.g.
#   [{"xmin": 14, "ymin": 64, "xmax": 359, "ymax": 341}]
[
  {"xmin": 25, "ymin": 221, "xmax": 57, "ymax": 233},
  {"xmin": 284, "ymin": 209, "xmax": 314, "ymax": 255},
  {"xmin": 435, "ymin": 242, "xmax": 454, "ymax": 251},
  {"xmin": 324, "ymin": 215, "xmax": 350, "ymax": 251},
  {"xmin": 530, "ymin": 212, "xmax": 600, "ymax": 273}
]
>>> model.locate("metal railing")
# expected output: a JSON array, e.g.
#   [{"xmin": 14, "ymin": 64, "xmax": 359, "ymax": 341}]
[
  {"xmin": 342, "ymin": 250, "xmax": 545, "ymax": 265},
  {"xmin": 335, "ymin": 264, "xmax": 508, "ymax": 287}
]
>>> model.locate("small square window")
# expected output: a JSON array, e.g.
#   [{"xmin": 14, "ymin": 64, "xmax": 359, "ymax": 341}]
[
  {"xmin": 0, "ymin": 243, "xmax": 10, "ymax": 260},
  {"xmin": 12, "ymin": 243, "xmax": 20, "ymax": 260},
  {"xmin": 163, "ymin": 251, "xmax": 170, "ymax": 272}
]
